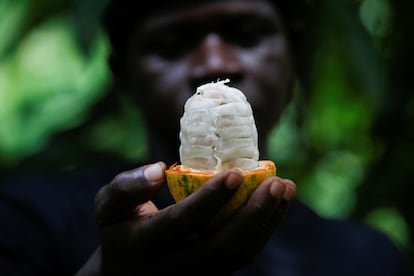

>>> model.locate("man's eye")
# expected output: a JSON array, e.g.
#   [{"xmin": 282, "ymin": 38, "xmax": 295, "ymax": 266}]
[
  {"xmin": 143, "ymin": 31, "xmax": 191, "ymax": 59},
  {"xmin": 224, "ymin": 19, "xmax": 279, "ymax": 48},
  {"xmin": 148, "ymin": 38, "xmax": 182, "ymax": 58}
]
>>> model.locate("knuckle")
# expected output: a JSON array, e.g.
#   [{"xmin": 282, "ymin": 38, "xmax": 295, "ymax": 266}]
[
  {"xmin": 94, "ymin": 185, "xmax": 109, "ymax": 209},
  {"xmin": 108, "ymin": 170, "xmax": 136, "ymax": 195},
  {"xmin": 251, "ymin": 200, "xmax": 269, "ymax": 215},
  {"xmin": 110, "ymin": 171, "xmax": 129, "ymax": 190},
  {"xmin": 94, "ymin": 171, "xmax": 131, "ymax": 214}
]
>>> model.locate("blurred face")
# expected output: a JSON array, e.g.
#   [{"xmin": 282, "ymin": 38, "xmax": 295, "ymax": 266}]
[{"xmin": 118, "ymin": 0, "xmax": 295, "ymax": 152}]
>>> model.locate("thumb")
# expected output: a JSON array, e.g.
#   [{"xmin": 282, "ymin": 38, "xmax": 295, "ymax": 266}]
[{"xmin": 95, "ymin": 162, "xmax": 166, "ymax": 226}]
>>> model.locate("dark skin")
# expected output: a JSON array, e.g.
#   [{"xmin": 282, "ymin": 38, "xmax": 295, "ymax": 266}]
[{"xmin": 77, "ymin": 1, "xmax": 297, "ymax": 275}]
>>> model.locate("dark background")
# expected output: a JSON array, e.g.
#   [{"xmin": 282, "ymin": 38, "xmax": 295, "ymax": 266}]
[{"xmin": 0, "ymin": 0, "xmax": 412, "ymax": 262}]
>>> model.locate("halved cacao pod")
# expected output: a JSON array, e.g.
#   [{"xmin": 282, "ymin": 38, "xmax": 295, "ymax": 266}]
[{"xmin": 166, "ymin": 160, "xmax": 276, "ymax": 224}]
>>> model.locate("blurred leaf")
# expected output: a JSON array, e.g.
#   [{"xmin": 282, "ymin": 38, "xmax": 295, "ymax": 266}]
[
  {"xmin": 364, "ymin": 207, "xmax": 410, "ymax": 249},
  {"xmin": 359, "ymin": 0, "xmax": 395, "ymax": 57},
  {"xmin": 0, "ymin": 15, "xmax": 110, "ymax": 165},
  {"xmin": 71, "ymin": 0, "xmax": 110, "ymax": 53},
  {"xmin": 359, "ymin": 0, "xmax": 393, "ymax": 38},
  {"xmin": 298, "ymin": 150, "xmax": 365, "ymax": 218},
  {"xmin": 0, "ymin": 0, "xmax": 28, "ymax": 59},
  {"xmin": 268, "ymin": 0, "xmax": 386, "ymax": 220},
  {"xmin": 268, "ymin": 88, "xmax": 307, "ymax": 167},
  {"xmin": 306, "ymin": 50, "xmax": 375, "ymax": 153},
  {"xmin": 82, "ymin": 95, "xmax": 148, "ymax": 162},
  {"xmin": 0, "ymin": 0, "xmax": 71, "ymax": 60}
]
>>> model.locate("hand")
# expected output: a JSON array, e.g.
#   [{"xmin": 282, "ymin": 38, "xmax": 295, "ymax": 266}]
[{"xmin": 77, "ymin": 162, "xmax": 296, "ymax": 276}]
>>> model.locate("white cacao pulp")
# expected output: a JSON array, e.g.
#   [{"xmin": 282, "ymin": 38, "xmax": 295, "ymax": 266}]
[{"xmin": 179, "ymin": 79, "xmax": 259, "ymax": 172}]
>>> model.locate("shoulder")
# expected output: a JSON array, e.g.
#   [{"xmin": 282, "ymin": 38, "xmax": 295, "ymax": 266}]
[
  {"xmin": 0, "ymin": 164, "xmax": 128, "ymax": 224},
  {"xmin": 0, "ymin": 163, "xmax": 132, "ymax": 274},
  {"xmin": 239, "ymin": 200, "xmax": 413, "ymax": 276}
]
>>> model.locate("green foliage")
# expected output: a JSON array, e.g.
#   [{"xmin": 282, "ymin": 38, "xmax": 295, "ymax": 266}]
[
  {"xmin": 0, "ymin": 14, "xmax": 110, "ymax": 166},
  {"xmin": 0, "ymin": 0, "xmax": 411, "ymax": 256},
  {"xmin": 268, "ymin": 0, "xmax": 411, "ymax": 252},
  {"xmin": 359, "ymin": 0, "xmax": 394, "ymax": 57},
  {"xmin": 360, "ymin": 0, "xmax": 393, "ymax": 38},
  {"xmin": 364, "ymin": 207, "xmax": 410, "ymax": 249},
  {"xmin": 0, "ymin": 1, "xmax": 27, "ymax": 58},
  {"xmin": 82, "ymin": 95, "xmax": 149, "ymax": 162}
]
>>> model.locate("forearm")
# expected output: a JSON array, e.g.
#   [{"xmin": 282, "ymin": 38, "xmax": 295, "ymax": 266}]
[{"xmin": 75, "ymin": 247, "xmax": 101, "ymax": 276}]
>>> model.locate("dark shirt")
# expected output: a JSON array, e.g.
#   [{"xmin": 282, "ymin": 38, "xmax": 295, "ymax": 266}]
[{"xmin": 0, "ymin": 164, "xmax": 412, "ymax": 275}]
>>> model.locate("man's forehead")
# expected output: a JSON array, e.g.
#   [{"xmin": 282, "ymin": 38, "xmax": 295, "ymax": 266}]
[
  {"xmin": 102, "ymin": 0, "xmax": 315, "ymax": 52},
  {"xmin": 137, "ymin": 1, "xmax": 277, "ymax": 33}
]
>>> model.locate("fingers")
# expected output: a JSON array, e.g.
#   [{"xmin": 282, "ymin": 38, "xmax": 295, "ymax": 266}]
[
  {"xmin": 95, "ymin": 162, "xmax": 166, "ymax": 226},
  {"xmin": 260, "ymin": 178, "xmax": 296, "ymax": 233},
  {"xmin": 222, "ymin": 176, "xmax": 295, "ymax": 234},
  {"xmin": 96, "ymin": 164, "xmax": 296, "ymax": 274},
  {"xmin": 239, "ymin": 183, "xmax": 290, "ymax": 258},
  {"xmin": 140, "ymin": 169, "xmax": 244, "ymax": 241},
  {"xmin": 160, "ymin": 177, "xmax": 296, "ymax": 271},
  {"xmin": 226, "ymin": 177, "xmax": 295, "ymax": 242},
  {"xmin": 219, "ymin": 177, "xmax": 296, "ymax": 264}
]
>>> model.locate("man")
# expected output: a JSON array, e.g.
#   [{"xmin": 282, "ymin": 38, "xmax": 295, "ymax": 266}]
[{"xmin": 0, "ymin": 0, "xmax": 412, "ymax": 275}]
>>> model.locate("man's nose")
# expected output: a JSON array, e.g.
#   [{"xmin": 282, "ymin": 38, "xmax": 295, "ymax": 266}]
[{"xmin": 190, "ymin": 33, "xmax": 242, "ymax": 83}]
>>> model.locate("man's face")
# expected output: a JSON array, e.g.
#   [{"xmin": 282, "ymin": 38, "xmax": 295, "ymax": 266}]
[{"xmin": 120, "ymin": 0, "xmax": 294, "ymax": 149}]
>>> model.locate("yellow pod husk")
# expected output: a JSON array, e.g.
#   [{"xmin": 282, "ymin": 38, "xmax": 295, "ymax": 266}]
[{"xmin": 166, "ymin": 160, "xmax": 276, "ymax": 224}]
